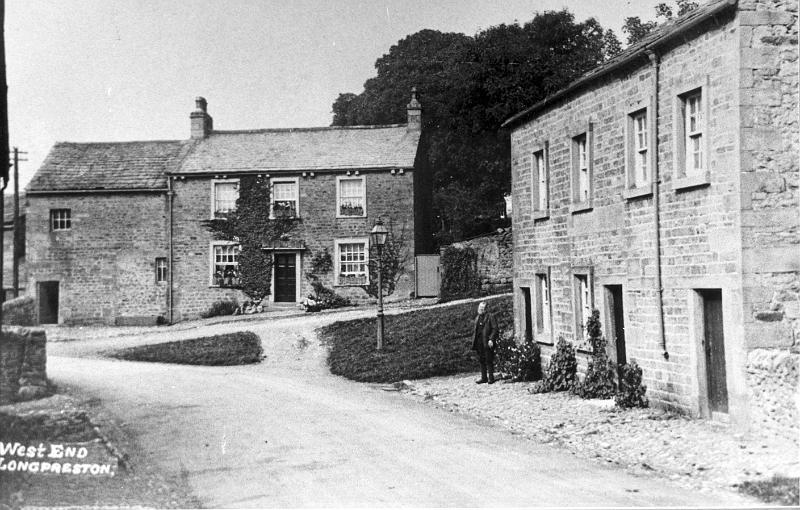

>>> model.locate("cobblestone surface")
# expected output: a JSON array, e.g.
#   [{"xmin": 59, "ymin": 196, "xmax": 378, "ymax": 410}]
[{"xmin": 401, "ymin": 373, "xmax": 799, "ymax": 496}]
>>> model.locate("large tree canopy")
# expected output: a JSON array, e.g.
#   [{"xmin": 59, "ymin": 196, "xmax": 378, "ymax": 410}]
[{"xmin": 332, "ymin": 10, "xmax": 621, "ymax": 245}]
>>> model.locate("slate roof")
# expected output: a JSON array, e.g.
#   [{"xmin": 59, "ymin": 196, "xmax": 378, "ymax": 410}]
[
  {"xmin": 27, "ymin": 140, "xmax": 194, "ymax": 192},
  {"xmin": 174, "ymin": 125, "xmax": 420, "ymax": 175},
  {"xmin": 502, "ymin": 0, "xmax": 737, "ymax": 128}
]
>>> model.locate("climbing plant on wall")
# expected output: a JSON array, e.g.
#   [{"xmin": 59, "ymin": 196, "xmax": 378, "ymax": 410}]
[
  {"xmin": 440, "ymin": 245, "xmax": 481, "ymax": 301},
  {"xmin": 203, "ymin": 175, "xmax": 299, "ymax": 303}
]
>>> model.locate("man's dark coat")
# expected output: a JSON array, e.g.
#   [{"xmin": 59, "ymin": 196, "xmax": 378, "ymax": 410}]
[{"xmin": 472, "ymin": 310, "xmax": 499, "ymax": 352}]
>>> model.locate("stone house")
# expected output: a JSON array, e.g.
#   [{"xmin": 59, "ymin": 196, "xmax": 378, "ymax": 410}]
[
  {"xmin": 504, "ymin": 0, "xmax": 797, "ymax": 438},
  {"xmin": 25, "ymin": 92, "xmax": 430, "ymax": 325}
]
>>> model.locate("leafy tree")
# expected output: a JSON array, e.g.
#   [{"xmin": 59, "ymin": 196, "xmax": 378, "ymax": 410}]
[
  {"xmin": 622, "ymin": 0, "xmax": 699, "ymax": 45},
  {"xmin": 203, "ymin": 176, "xmax": 299, "ymax": 302},
  {"xmin": 332, "ymin": 10, "xmax": 621, "ymax": 246}
]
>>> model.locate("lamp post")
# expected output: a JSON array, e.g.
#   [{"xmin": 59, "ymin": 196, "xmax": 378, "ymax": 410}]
[{"xmin": 370, "ymin": 219, "xmax": 389, "ymax": 350}]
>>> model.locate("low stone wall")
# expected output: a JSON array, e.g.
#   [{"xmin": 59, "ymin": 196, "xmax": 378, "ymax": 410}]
[
  {"xmin": 2, "ymin": 295, "xmax": 38, "ymax": 326},
  {"xmin": 746, "ymin": 348, "xmax": 798, "ymax": 440},
  {"xmin": 450, "ymin": 228, "xmax": 513, "ymax": 294},
  {"xmin": 0, "ymin": 326, "xmax": 48, "ymax": 404}
]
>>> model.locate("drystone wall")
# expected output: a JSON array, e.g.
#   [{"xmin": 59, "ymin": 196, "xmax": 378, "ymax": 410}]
[{"xmin": 0, "ymin": 326, "xmax": 48, "ymax": 404}]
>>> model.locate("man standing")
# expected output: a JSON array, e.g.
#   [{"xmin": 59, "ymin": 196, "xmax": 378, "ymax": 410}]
[{"xmin": 472, "ymin": 301, "xmax": 499, "ymax": 384}]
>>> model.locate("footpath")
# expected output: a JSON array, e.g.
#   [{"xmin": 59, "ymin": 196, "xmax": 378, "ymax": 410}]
[{"xmin": 400, "ymin": 373, "xmax": 799, "ymax": 502}]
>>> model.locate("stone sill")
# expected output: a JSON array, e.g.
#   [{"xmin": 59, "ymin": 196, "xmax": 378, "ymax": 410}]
[
  {"xmin": 532, "ymin": 210, "xmax": 550, "ymax": 221},
  {"xmin": 673, "ymin": 172, "xmax": 711, "ymax": 192},
  {"xmin": 623, "ymin": 185, "xmax": 654, "ymax": 200},
  {"xmin": 569, "ymin": 201, "xmax": 593, "ymax": 214}
]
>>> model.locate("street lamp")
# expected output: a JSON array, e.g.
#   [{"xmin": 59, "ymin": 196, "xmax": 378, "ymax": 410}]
[{"xmin": 370, "ymin": 219, "xmax": 389, "ymax": 350}]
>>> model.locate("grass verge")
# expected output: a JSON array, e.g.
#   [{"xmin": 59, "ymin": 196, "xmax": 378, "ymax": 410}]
[
  {"xmin": 738, "ymin": 476, "xmax": 799, "ymax": 506},
  {"xmin": 109, "ymin": 331, "xmax": 263, "ymax": 365},
  {"xmin": 320, "ymin": 295, "xmax": 512, "ymax": 382}
]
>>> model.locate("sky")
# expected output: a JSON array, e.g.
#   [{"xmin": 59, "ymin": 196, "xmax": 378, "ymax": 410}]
[{"xmin": 5, "ymin": 0, "xmax": 667, "ymax": 188}]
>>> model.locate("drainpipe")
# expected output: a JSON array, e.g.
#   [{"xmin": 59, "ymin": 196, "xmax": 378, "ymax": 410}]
[
  {"xmin": 647, "ymin": 50, "xmax": 668, "ymax": 361},
  {"xmin": 167, "ymin": 176, "xmax": 175, "ymax": 324}
]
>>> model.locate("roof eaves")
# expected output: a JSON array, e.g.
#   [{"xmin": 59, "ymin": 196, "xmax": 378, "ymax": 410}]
[{"xmin": 501, "ymin": 0, "xmax": 737, "ymax": 129}]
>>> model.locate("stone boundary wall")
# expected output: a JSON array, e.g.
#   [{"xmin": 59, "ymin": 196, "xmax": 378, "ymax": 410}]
[
  {"xmin": 745, "ymin": 349, "xmax": 799, "ymax": 441},
  {"xmin": 0, "ymin": 326, "xmax": 48, "ymax": 404},
  {"xmin": 449, "ymin": 228, "xmax": 513, "ymax": 294},
  {"xmin": 2, "ymin": 295, "xmax": 38, "ymax": 326}
]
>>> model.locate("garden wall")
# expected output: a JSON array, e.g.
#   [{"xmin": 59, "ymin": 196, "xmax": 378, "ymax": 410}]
[
  {"xmin": 0, "ymin": 326, "xmax": 48, "ymax": 404},
  {"xmin": 2, "ymin": 295, "xmax": 38, "ymax": 326},
  {"xmin": 448, "ymin": 228, "xmax": 513, "ymax": 294}
]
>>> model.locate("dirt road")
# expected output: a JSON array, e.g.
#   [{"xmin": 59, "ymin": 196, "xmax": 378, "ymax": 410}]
[{"xmin": 47, "ymin": 313, "xmax": 754, "ymax": 507}]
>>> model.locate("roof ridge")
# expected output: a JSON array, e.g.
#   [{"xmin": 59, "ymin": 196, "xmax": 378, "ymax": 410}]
[
  {"xmin": 54, "ymin": 139, "xmax": 187, "ymax": 146},
  {"xmin": 211, "ymin": 123, "xmax": 408, "ymax": 135}
]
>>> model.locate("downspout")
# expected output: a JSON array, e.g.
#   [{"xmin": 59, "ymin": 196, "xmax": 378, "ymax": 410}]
[
  {"xmin": 647, "ymin": 50, "xmax": 669, "ymax": 360},
  {"xmin": 167, "ymin": 176, "xmax": 175, "ymax": 324}
]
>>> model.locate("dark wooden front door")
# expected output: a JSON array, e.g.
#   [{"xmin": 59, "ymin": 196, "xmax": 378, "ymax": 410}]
[
  {"xmin": 606, "ymin": 285, "xmax": 627, "ymax": 366},
  {"xmin": 274, "ymin": 254, "xmax": 296, "ymax": 302},
  {"xmin": 522, "ymin": 287, "xmax": 533, "ymax": 342},
  {"xmin": 702, "ymin": 290, "xmax": 728, "ymax": 413},
  {"xmin": 38, "ymin": 281, "xmax": 59, "ymax": 324}
]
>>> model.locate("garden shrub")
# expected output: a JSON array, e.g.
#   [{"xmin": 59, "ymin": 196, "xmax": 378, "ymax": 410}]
[
  {"xmin": 302, "ymin": 279, "xmax": 352, "ymax": 312},
  {"xmin": 495, "ymin": 333, "xmax": 542, "ymax": 382},
  {"xmin": 573, "ymin": 309, "xmax": 617, "ymax": 399},
  {"xmin": 440, "ymin": 245, "xmax": 481, "ymax": 301},
  {"xmin": 542, "ymin": 336, "xmax": 578, "ymax": 392},
  {"xmin": 199, "ymin": 297, "xmax": 239, "ymax": 318},
  {"xmin": 615, "ymin": 360, "xmax": 649, "ymax": 408},
  {"xmin": 110, "ymin": 331, "xmax": 263, "ymax": 366}
]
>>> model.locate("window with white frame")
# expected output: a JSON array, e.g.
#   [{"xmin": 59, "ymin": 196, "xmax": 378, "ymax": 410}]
[
  {"xmin": 532, "ymin": 148, "xmax": 548, "ymax": 213},
  {"xmin": 571, "ymin": 131, "xmax": 592, "ymax": 205},
  {"xmin": 535, "ymin": 272, "xmax": 551, "ymax": 336},
  {"xmin": 337, "ymin": 176, "xmax": 366, "ymax": 217},
  {"xmin": 271, "ymin": 178, "xmax": 298, "ymax": 218},
  {"xmin": 683, "ymin": 91, "xmax": 704, "ymax": 176},
  {"xmin": 629, "ymin": 110, "xmax": 650, "ymax": 187},
  {"xmin": 213, "ymin": 181, "xmax": 239, "ymax": 217},
  {"xmin": 211, "ymin": 243, "xmax": 241, "ymax": 288},
  {"xmin": 50, "ymin": 209, "xmax": 71, "ymax": 231},
  {"xmin": 155, "ymin": 257, "xmax": 167, "ymax": 283},
  {"xmin": 335, "ymin": 239, "xmax": 368, "ymax": 286},
  {"xmin": 573, "ymin": 272, "xmax": 593, "ymax": 341}
]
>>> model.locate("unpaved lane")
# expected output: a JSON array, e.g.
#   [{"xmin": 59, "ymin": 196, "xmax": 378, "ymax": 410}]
[{"xmin": 48, "ymin": 314, "xmax": 754, "ymax": 507}]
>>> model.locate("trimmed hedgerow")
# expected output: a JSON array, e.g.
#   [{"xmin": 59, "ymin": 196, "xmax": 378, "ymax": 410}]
[
  {"xmin": 109, "ymin": 331, "xmax": 263, "ymax": 366},
  {"xmin": 320, "ymin": 296, "xmax": 513, "ymax": 382}
]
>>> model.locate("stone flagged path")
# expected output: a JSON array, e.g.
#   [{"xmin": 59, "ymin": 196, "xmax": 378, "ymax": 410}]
[{"xmin": 400, "ymin": 373, "xmax": 799, "ymax": 497}]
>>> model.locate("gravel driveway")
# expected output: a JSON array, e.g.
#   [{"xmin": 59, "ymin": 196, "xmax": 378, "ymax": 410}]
[{"xmin": 46, "ymin": 306, "xmax": 763, "ymax": 507}]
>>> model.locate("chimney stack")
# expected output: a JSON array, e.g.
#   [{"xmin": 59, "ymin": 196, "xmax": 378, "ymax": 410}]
[
  {"xmin": 190, "ymin": 97, "xmax": 213, "ymax": 139},
  {"xmin": 407, "ymin": 87, "xmax": 421, "ymax": 132}
]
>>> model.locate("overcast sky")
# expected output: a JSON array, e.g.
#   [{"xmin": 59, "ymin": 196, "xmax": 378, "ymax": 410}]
[{"xmin": 6, "ymin": 0, "xmax": 666, "ymax": 188}]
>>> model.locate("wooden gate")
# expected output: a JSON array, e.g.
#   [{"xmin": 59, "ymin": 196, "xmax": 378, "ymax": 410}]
[{"xmin": 415, "ymin": 255, "xmax": 440, "ymax": 298}]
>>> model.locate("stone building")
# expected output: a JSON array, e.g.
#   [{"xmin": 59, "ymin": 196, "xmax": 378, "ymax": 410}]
[
  {"xmin": 504, "ymin": 0, "xmax": 797, "ymax": 438},
  {"xmin": 25, "ymin": 92, "xmax": 429, "ymax": 325},
  {"xmin": 2, "ymin": 192, "xmax": 25, "ymax": 301}
]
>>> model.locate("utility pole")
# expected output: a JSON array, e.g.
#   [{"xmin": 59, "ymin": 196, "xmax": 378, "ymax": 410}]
[
  {"xmin": 0, "ymin": 0, "xmax": 10, "ymax": 326},
  {"xmin": 12, "ymin": 147, "xmax": 26, "ymax": 298}
]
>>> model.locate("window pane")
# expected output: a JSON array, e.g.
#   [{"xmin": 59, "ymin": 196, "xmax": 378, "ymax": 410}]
[
  {"xmin": 214, "ymin": 182, "xmax": 238, "ymax": 214},
  {"xmin": 338, "ymin": 178, "xmax": 365, "ymax": 216},
  {"xmin": 212, "ymin": 244, "xmax": 240, "ymax": 287},
  {"xmin": 338, "ymin": 242, "xmax": 367, "ymax": 282},
  {"xmin": 273, "ymin": 182, "xmax": 296, "ymax": 201}
]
